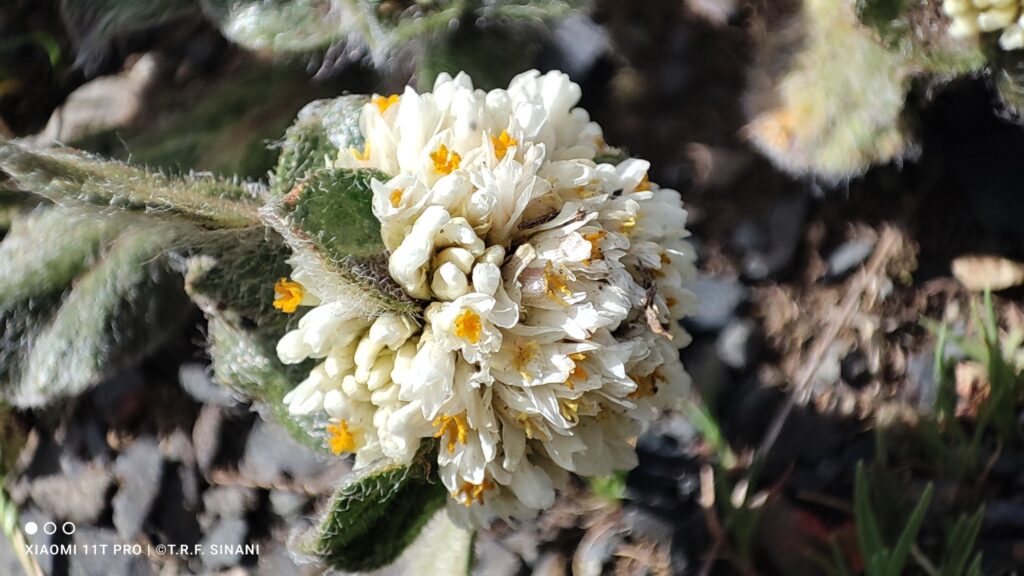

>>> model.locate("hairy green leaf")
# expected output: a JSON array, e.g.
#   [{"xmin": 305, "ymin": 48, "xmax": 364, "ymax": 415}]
[
  {"xmin": 299, "ymin": 445, "xmax": 448, "ymax": 571},
  {"xmin": 0, "ymin": 138, "xmax": 262, "ymax": 230},
  {"xmin": 4, "ymin": 226, "xmax": 191, "ymax": 407},
  {"xmin": 185, "ymin": 254, "xmax": 320, "ymax": 448},
  {"xmin": 418, "ymin": 22, "xmax": 541, "ymax": 91},
  {"xmin": 263, "ymin": 168, "xmax": 419, "ymax": 317},
  {"xmin": 289, "ymin": 168, "xmax": 385, "ymax": 259},
  {"xmin": 746, "ymin": 0, "xmax": 912, "ymax": 182},
  {"xmin": 272, "ymin": 95, "xmax": 366, "ymax": 197},
  {"xmin": 0, "ymin": 207, "xmax": 122, "ymax": 313},
  {"xmin": 202, "ymin": 0, "xmax": 349, "ymax": 53},
  {"xmin": 77, "ymin": 66, "xmax": 322, "ymax": 180}
]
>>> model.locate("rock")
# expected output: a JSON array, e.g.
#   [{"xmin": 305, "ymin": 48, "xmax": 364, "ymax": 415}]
[
  {"xmin": 952, "ymin": 255, "xmax": 1024, "ymax": 292},
  {"xmin": 90, "ymin": 370, "xmax": 147, "ymax": 428},
  {"xmin": 629, "ymin": 431, "xmax": 700, "ymax": 513},
  {"xmin": 984, "ymin": 501, "xmax": 1024, "ymax": 533},
  {"xmin": 715, "ymin": 320, "xmax": 760, "ymax": 370},
  {"xmin": 257, "ymin": 534, "xmax": 320, "ymax": 576},
  {"xmin": 151, "ymin": 463, "xmax": 203, "ymax": 547},
  {"xmin": 239, "ymin": 420, "xmax": 330, "ymax": 487},
  {"xmin": 573, "ymin": 519, "xmax": 622, "ymax": 576},
  {"xmin": 64, "ymin": 411, "xmax": 113, "ymax": 464},
  {"xmin": 680, "ymin": 338, "xmax": 731, "ymax": 406},
  {"xmin": 472, "ymin": 534, "xmax": 522, "ymax": 576},
  {"xmin": 268, "ymin": 489, "xmax": 307, "ymax": 518},
  {"xmin": 502, "ymin": 524, "xmax": 541, "ymax": 565},
  {"xmin": 623, "ymin": 506, "xmax": 675, "ymax": 545},
  {"xmin": 71, "ymin": 526, "xmax": 152, "ymax": 576},
  {"xmin": 0, "ymin": 519, "xmax": 25, "ymax": 576},
  {"xmin": 199, "ymin": 518, "xmax": 249, "ymax": 570},
  {"xmin": 545, "ymin": 15, "xmax": 609, "ymax": 79},
  {"xmin": 28, "ymin": 465, "xmax": 113, "ymax": 524},
  {"xmin": 686, "ymin": 0, "xmax": 740, "ymax": 24},
  {"xmin": 112, "ymin": 437, "xmax": 164, "ymax": 539},
  {"xmin": 840, "ymin": 347, "xmax": 871, "ymax": 389},
  {"xmin": 179, "ymin": 362, "xmax": 239, "ymax": 407},
  {"xmin": 192, "ymin": 404, "xmax": 225, "ymax": 475},
  {"xmin": 30, "ymin": 53, "xmax": 159, "ymax": 146},
  {"xmin": 18, "ymin": 507, "xmax": 57, "ymax": 575},
  {"xmin": 533, "ymin": 551, "xmax": 568, "ymax": 576},
  {"xmin": 736, "ymin": 191, "xmax": 808, "ymax": 280},
  {"xmin": 203, "ymin": 486, "xmax": 259, "ymax": 520},
  {"xmin": 826, "ymin": 239, "xmax": 875, "ymax": 279},
  {"xmin": 682, "ymin": 275, "xmax": 748, "ymax": 333}
]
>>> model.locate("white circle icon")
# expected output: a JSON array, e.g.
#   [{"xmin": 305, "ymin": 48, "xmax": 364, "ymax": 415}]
[
  {"xmin": 62, "ymin": 522, "xmax": 75, "ymax": 535},
  {"xmin": 43, "ymin": 522, "xmax": 57, "ymax": 535},
  {"xmin": 24, "ymin": 522, "xmax": 37, "ymax": 535}
]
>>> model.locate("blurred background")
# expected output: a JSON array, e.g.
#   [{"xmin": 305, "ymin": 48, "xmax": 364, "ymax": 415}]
[{"xmin": 3, "ymin": 0, "xmax": 1024, "ymax": 574}]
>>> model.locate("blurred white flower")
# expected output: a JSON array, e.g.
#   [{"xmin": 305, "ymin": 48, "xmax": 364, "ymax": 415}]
[{"xmin": 942, "ymin": 0, "xmax": 1024, "ymax": 50}]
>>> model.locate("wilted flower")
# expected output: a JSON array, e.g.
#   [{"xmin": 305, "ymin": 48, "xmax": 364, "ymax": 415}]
[{"xmin": 276, "ymin": 70, "xmax": 696, "ymax": 525}]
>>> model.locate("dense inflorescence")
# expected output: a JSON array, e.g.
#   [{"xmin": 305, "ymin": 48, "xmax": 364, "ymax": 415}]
[{"xmin": 275, "ymin": 71, "xmax": 696, "ymax": 525}]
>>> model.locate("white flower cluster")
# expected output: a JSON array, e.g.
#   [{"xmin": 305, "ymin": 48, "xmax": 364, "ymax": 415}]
[
  {"xmin": 277, "ymin": 70, "xmax": 696, "ymax": 525},
  {"xmin": 943, "ymin": 0, "xmax": 1024, "ymax": 50}
]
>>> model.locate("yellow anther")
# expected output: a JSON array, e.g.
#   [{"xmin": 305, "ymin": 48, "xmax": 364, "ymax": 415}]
[
  {"xmin": 582, "ymin": 230, "xmax": 607, "ymax": 265},
  {"xmin": 455, "ymin": 478, "xmax": 495, "ymax": 507},
  {"xmin": 636, "ymin": 173, "xmax": 651, "ymax": 191},
  {"xmin": 273, "ymin": 278, "xmax": 304, "ymax": 313},
  {"xmin": 350, "ymin": 141, "xmax": 371, "ymax": 162},
  {"xmin": 389, "ymin": 188, "xmax": 404, "ymax": 208},
  {"xmin": 326, "ymin": 421, "xmax": 358, "ymax": 455},
  {"xmin": 430, "ymin": 144, "xmax": 461, "ymax": 175},
  {"xmin": 544, "ymin": 262, "xmax": 573, "ymax": 304},
  {"xmin": 559, "ymin": 399, "xmax": 580, "ymax": 423},
  {"xmin": 454, "ymin": 309, "xmax": 482, "ymax": 344},
  {"xmin": 372, "ymin": 93, "xmax": 399, "ymax": 114},
  {"xmin": 433, "ymin": 413, "xmax": 469, "ymax": 454},
  {"xmin": 629, "ymin": 371, "xmax": 659, "ymax": 399},
  {"xmin": 491, "ymin": 129, "xmax": 518, "ymax": 160}
]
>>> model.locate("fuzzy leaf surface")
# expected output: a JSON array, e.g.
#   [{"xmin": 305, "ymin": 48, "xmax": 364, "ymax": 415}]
[
  {"xmin": 0, "ymin": 138, "xmax": 261, "ymax": 230},
  {"xmin": 300, "ymin": 448, "xmax": 448, "ymax": 572},
  {"xmin": 3, "ymin": 225, "xmax": 191, "ymax": 407},
  {"xmin": 272, "ymin": 95, "xmax": 366, "ymax": 197}
]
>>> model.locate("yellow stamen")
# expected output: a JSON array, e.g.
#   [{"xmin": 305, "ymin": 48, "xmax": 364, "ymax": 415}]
[
  {"xmin": 544, "ymin": 262, "xmax": 573, "ymax": 304},
  {"xmin": 432, "ymin": 413, "xmax": 469, "ymax": 454},
  {"xmin": 491, "ymin": 129, "xmax": 518, "ymax": 160},
  {"xmin": 455, "ymin": 478, "xmax": 495, "ymax": 507},
  {"xmin": 273, "ymin": 278, "xmax": 304, "ymax": 313},
  {"xmin": 582, "ymin": 230, "xmax": 607, "ymax": 265},
  {"xmin": 629, "ymin": 371, "xmax": 659, "ymax": 399},
  {"xmin": 326, "ymin": 421, "xmax": 358, "ymax": 455},
  {"xmin": 517, "ymin": 412, "xmax": 537, "ymax": 440},
  {"xmin": 621, "ymin": 216, "xmax": 637, "ymax": 235},
  {"xmin": 454, "ymin": 309, "xmax": 482, "ymax": 344},
  {"xmin": 636, "ymin": 173, "xmax": 651, "ymax": 191},
  {"xmin": 559, "ymin": 399, "xmax": 580, "ymax": 423},
  {"xmin": 350, "ymin": 141, "xmax": 371, "ymax": 162},
  {"xmin": 568, "ymin": 352, "xmax": 588, "ymax": 390},
  {"xmin": 430, "ymin": 144, "xmax": 461, "ymax": 175},
  {"xmin": 515, "ymin": 341, "xmax": 540, "ymax": 381},
  {"xmin": 660, "ymin": 251, "xmax": 672, "ymax": 265},
  {"xmin": 372, "ymin": 93, "xmax": 399, "ymax": 114},
  {"xmin": 389, "ymin": 188, "xmax": 404, "ymax": 208},
  {"xmin": 665, "ymin": 296, "xmax": 678, "ymax": 308}
]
